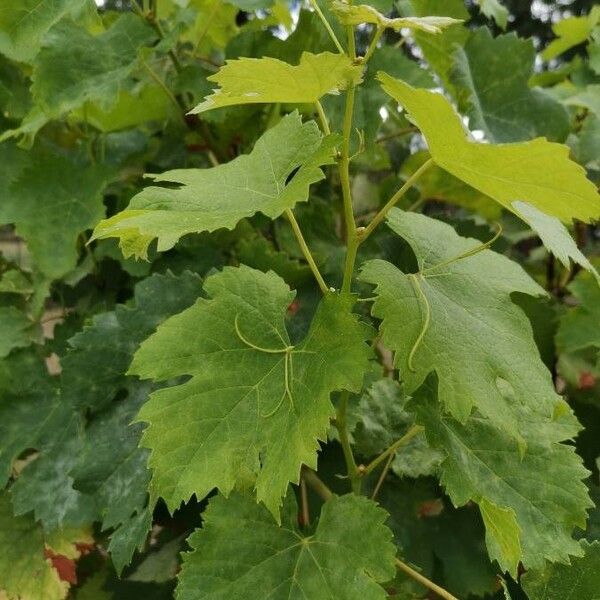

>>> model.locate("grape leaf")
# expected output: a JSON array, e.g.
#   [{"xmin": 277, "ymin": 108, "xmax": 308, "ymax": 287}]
[
  {"xmin": 61, "ymin": 271, "xmax": 202, "ymax": 412},
  {"xmin": 8, "ymin": 383, "xmax": 152, "ymax": 569},
  {"xmin": 450, "ymin": 29, "xmax": 570, "ymax": 143},
  {"xmin": 0, "ymin": 269, "xmax": 34, "ymax": 295},
  {"xmin": 0, "ymin": 0, "xmax": 89, "ymax": 63},
  {"xmin": 177, "ymin": 492, "xmax": 396, "ymax": 599},
  {"xmin": 406, "ymin": 0, "xmax": 469, "ymax": 89},
  {"xmin": 410, "ymin": 374, "xmax": 592, "ymax": 573},
  {"xmin": 359, "ymin": 209, "xmax": 577, "ymax": 442},
  {"xmin": 378, "ymin": 74, "xmax": 600, "ymax": 224},
  {"xmin": 564, "ymin": 84, "xmax": 600, "ymax": 117},
  {"xmin": 71, "ymin": 85, "xmax": 174, "ymax": 133},
  {"xmin": 400, "ymin": 151, "xmax": 502, "ymax": 220},
  {"xmin": 92, "ymin": 112, "xmax": 337, "ymax": 259},
  {"xmin": 10, "ymin": 407, "xmax": 97, "ymax": 531},
  {"xmin": 542, "ymin": 6, "xmax": 600, "ymax": 60},
  {"xmin": 31, "ymin": 15, "xmax": 155, "ymax": 118},
  {"xmin": 473, "ymin": 0, "xmax": 508, "ymax": 29},
  {"xmin": 376, "ymin": 478, "xmax": 498, "ymax": 598},
  {"xmin": 522, "ymin": 540, "xmax": 600, "ymax": 599},
  {"xmin": 0, "ymin": 350, "xmax": 67, "ymax": 487},
  {"xmin": 556, "ymin": 271, "xmax": 600, "ymax": 354},
  {"xmin": 330, "ymin": 1, "xmax": 462, "ymax": 33},
  {"xmin": 512, "ymin": 201, "xmax": 599, "ymax": 279},
  {"xmin": 70, "ymin": 385, "xmax": 153, "ymax": 574},
  {"xmin": 573, "ymin": 113, "xmax": 600, "ymax": 168},
  {"xmin": 190, "ymin": 51, "xmax": 363, "ymax": 114},
  {"xmin": 131, "ymin": 265, "xmax": 371, "ymax": 516},
  {"xmin": 0, "ymin": 306, "xmax": 36, "ymax": 358},
  {"xmin": 0, "ymin": 493, "xmax": 68, "ymax": 600},
  {"xmin": 0, "ymin": 152, "xmax": 110, "ymax": 279}
]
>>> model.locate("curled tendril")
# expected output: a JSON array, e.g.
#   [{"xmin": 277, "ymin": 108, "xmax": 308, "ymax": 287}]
[
  {"xmin": 234, "ymin": 314, "xmax": 292, "ymax": 354},
  {"xmin": 407, "ymin": 274, "xmax": 431, "ymax": 373},
  {"xmin": 422, "ymin": 222, "xmax": 503, "ymax": 276},
  {"xmin": 261, "ymin": 350, "xmax": 295, "ymax": 418},
  {"xmin": 233, "ymin": 313, "xmax": 295, "ymax": 418}
]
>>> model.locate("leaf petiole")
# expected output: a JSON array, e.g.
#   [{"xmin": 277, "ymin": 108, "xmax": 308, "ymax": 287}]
[
  {"xmin": 361, "ymin": 424, "xmax": 424, "ymax": 476},
  {"xmin": 363, "ymin": 27, "xmax": 383, "ymax": 63},
  {"xmin": 362, "ymin": 158, "xmax": 434, "ymax": 240},
  {"xmin": 284, "ymin": 209, "xmax": 329, "ymax": 294},
  {"xmin": 309, "ymin": 0, "xmax": 345, "ymax": 54},
  {"xmin": 395, "ymin": 558, "xmax": 459, "ymax": 600},
  {"xmin": 314, "ymin": 100, "xmax": 331, "ymax": 135}
]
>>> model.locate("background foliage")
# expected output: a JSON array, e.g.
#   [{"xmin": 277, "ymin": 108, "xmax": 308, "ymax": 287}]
[{"xmin": 0, "ymin": 0, "xmax": 599, "ymax": 598}]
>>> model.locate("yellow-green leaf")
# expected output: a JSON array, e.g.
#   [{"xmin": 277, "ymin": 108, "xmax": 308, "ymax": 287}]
[
  {"xmin": 190, "ymin": 51, "xmax": 363, "ymax": 114},
  {"xmin": 479, "ymin": 499, "xmax": 521, "ymax": 576},
  {"xmin": 92, "ymin": 112, "xmax": 337, "ymax": 259},
  {"xmin": 0, "ymin": 493, "xmax": 68, "ymax": 600},
  {"xmin": 378, "ymin": 74, "xmax": 600, "ymax": 224},
  {"xmin": 330, "ymin": 1, "xmax": 462, "ymax": 33},
  {"xmin": 542, "ymin": 6, "xmax": 600, "ymax": 61}
]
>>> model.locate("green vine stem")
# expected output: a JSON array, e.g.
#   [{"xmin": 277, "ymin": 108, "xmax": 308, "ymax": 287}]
[
  {"xmin": 395, "ymin": 558, "xmax": 459, "ymax": 600},
  {"xmin": 363, "ymin": 26, "xmax": 383, "ymax": 63},
  {"xmin": 284, "ymin": 208, "xmax": 329, "ymax": 294}
]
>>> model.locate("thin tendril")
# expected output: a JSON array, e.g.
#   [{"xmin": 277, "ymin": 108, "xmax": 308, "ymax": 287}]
[
  {"xmin": 261, "ymin": 350, "xmax": 295, "ymax": 418},
  {"xmin": 407, "ymin": 274, "xmax": 431, "ymax": 373},
  {"xmin": 234, "ymin": 314, "xmax": 291, "ymax": 354},
  {"xmin": 422, "ymin": 223, "xmax": 503, "ymax": 275}
]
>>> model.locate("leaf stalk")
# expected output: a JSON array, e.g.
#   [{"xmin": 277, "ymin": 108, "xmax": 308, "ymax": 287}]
[
  {"xmin": 395, "ymin": 558, "xmax": 459, "ymax": 600},
  {"xmin": 302, "ymin": 467, "xmax": 334, "ymax": 502},
  {"xmin": 284, "ymin": 209, "xmax": 329, "ymax": 294},
  {"xmin": 362, "ymin": 158, "xmax": 434, "ymax": 240},
  {"xmin": 362, "ymin": 424, "xmax": 424, "ymax": 476}
]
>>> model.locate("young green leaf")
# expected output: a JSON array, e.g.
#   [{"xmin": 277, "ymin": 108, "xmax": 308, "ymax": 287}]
[
  {"xmin": 542, "ymin": 6, "xmax": 600, "ymax": 60},
  {"xmin": 92, "ymin": 112, "xmax": 337, "ymax": 259},
  {"xmin": 131, "ymin": 265, "xmax": 372, "ymax": 516},
  {"xmin": 410, "ymin": 375, "xmax": 592, "ymax": 573},
  {"xmin": 378, "ymin": 74, "xmax": 600, "ymax": 223},
  {"xmin": 473, "ymin": 0, "xmax": 509, "ymax": 29},
  {"xmin": 177, "ymin": 492, "xmax": 396, "ymax": 599},
  {"xmin": 359, "ymin": 210, "xmax": 577, "ymax": 442},
  {"xmin": 521, "ymin": 540, "xmax": 600, "ymax": 599},
  {"xmin": 330, "ymin": 1, "xmax": 462, "ymax": 33},
  {"xmin": 190, "ymin": 51, "xmax": 363, "ymax": 114}
]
